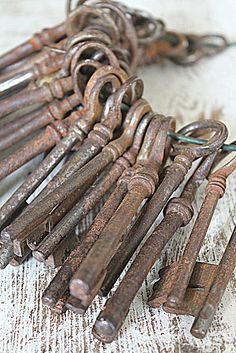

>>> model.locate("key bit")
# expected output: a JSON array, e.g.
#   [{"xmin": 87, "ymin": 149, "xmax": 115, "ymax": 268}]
[
  {"xmin": 148, "ymin": 261, "xmax": 218, "ymax": 317},
  {"xmin": 149, "ymin": 225, "xmax": 236, "ymax": 339}
]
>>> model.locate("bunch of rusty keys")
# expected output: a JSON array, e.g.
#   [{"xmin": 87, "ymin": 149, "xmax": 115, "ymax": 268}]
[
  {"xmin": 41, "ymin": 110, "xmax": 172, "ymax": 313},
  {"xmin": 0, "ymin": 0, "xmax": 235, "ymax": 343},
  {"xmin": 88, "ymin": 120, "xmax": 228, "ymax": 343},
  {"xmin": 148, "ymin": 155, "xmax": 236, "ymax": 339}
]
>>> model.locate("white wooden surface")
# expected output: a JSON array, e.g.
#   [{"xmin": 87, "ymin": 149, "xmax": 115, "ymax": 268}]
[{"xmin": 0, "ymin": 1, "xmax": 236, "ymax": 352}]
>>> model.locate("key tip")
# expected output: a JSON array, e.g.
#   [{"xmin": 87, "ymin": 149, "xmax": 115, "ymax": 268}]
[{"xmin": 93, "ymin": 317, "xmax": 116, "ymax": 343}]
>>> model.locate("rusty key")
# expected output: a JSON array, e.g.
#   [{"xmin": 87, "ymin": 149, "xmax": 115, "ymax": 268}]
[
  {"xmin": 148, "ymin": 261, "xmax": 218, "ymax": 315},
  {"xmin": 0, "ymin": 23, "xmax": 65, "ymax": 71}
]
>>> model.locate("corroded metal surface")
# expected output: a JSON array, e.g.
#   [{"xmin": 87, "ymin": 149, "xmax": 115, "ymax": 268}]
[{"xmin": 148, "ymin": 261, "xmax": 218, "ymax": 316}]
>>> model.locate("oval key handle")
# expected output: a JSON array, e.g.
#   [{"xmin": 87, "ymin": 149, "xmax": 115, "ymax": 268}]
[{"xmin": 172, "ymin": 120, "xmax": 228, "ymax": 158}]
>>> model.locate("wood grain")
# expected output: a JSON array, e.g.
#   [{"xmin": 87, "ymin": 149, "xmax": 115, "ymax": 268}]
[{"xmin": 0, "ymin": 1, "xmax": 235, "ymax": 352}]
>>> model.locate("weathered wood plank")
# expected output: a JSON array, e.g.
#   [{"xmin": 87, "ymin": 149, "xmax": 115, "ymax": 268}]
[{"xmin": 0, "ymin": 1, "xmax": 235, "ymax": 352}]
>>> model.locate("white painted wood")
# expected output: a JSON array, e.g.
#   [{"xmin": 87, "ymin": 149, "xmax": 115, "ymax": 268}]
[{"xmin": 0, "ymin": 1, "xmax": 235, "ymax": 352}]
